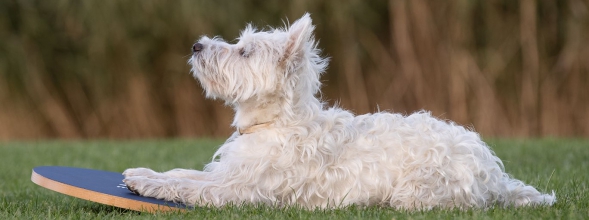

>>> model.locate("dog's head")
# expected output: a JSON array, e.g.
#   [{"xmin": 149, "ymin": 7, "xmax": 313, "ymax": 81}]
[{"xmin": 189, "ymin": 13, "xmax": 328, "ymax": 105}]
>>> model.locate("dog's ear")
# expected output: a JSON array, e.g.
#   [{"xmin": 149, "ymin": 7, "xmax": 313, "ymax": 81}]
[{"xmin": 282, "ymin": 13, "xmax": 314, "ymax": 73}]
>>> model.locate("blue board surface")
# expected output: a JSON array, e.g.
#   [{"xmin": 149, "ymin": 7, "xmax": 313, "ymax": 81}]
[{"xmin": 32, "ymin": 166, "xmax": 188, "ymax": 210}]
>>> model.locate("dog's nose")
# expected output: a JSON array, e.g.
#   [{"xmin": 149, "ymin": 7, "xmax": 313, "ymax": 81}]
[{"xmin": 192, "ymin": 43, "xmax": 204, "ymax": 53}]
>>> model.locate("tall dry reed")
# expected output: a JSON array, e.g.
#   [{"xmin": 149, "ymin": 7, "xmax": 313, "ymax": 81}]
[{"xmin": 0, "ymin": 0, "xmax": 587, "ymax": 139}]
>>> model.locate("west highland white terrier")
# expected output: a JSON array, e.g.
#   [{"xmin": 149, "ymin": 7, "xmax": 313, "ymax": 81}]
[{"xmin": 123, "ymin": 13, "xmax": 555, "ymax": 210}]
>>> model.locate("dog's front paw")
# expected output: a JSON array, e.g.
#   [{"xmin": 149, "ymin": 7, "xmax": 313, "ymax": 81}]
[
  {"xmin": 123, "ymin": 167, "xmax": 158, "ymax": 178},
  {"xmin": 123, "ymin": 176, "xmax": 170, "ymax": 200},
  {"xmin": 123, "ymin": 176, "xmax": 155, "ymax": 197},
  {"xmin": 123, "ymin": 178, "xmax": 141, "ymax": 195}
]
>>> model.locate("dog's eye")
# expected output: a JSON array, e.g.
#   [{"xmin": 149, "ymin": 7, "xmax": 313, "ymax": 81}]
[{"xmin": 239, "ymin": 47, "xmax": 252, "ymax": 58}]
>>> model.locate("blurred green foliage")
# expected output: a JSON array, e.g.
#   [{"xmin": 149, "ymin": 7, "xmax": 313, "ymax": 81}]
[{"xmin": 0, "ymin": 0, "xmax": 588, "ymax": 139}]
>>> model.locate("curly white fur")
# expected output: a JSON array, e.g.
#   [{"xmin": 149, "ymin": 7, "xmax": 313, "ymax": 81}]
[{"xmin": 123, "ymin": 13, "xmax": 555, "ymax": 210}]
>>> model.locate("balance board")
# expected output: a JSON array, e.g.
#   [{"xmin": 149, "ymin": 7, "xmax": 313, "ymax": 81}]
[{"xmin": 31, "ymin": 166, "xmax": 189, "ymax": 213}]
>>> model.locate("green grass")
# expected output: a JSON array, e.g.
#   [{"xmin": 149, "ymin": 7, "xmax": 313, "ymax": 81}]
[{"xmin": 0, "ymin": 138, "xmax": 587, "ymax": 219}]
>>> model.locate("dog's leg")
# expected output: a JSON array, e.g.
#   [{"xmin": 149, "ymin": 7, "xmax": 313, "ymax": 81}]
[
  {"xmin": 162, "ymin": 168, "xmax": 208, "ymax": 180},
  {"xmin": 502, "ymin": 179, "xmax": 556, "ymax": 207},
  {"xmin": 123, "ymin": 168, "xmax": 207, "ymax": 180},
  {"xmin": 123, "ymin": 176, "xmax": 210, "ymax": 206},
  {"xmin": 123, "ymin": 167, "xmax": 164, "ymax": 179}
]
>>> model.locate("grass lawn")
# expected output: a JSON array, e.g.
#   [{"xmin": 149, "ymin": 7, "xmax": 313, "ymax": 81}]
[{"xmin": 0, "ymin": 138, "xmax": 587, "ymax": 219}]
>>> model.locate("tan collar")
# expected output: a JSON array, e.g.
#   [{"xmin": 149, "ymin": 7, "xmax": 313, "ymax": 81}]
[{"xmin": 237, "ymin": 123, "xmax": 272, "ymax": 135}]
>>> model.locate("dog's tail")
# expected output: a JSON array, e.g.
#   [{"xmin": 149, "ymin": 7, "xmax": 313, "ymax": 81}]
[{"xmin": 502, "ymin": 178, "xmax": 556, "ymax": 207}]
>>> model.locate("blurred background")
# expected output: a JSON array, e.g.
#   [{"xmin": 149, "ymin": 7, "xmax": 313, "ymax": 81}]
[{"xmin": 0, "ymin": 0, "xmax": 588, "ymax": 140}]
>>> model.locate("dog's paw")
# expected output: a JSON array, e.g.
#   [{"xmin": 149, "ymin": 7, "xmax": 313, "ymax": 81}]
[
  {"xmin": 123, "ymin": 178, "xmax": 141, "ymax": 195},
  {"xmin": 123, "ymin": 176, "xmax": 154, "ymax": 196},
  {"xmin": 123, "ymin": 167, "xmax": 158, "ymax": 178},
  {"xmin": 123, "ymin": 176, "xmax": 169, "ymax": 200}
]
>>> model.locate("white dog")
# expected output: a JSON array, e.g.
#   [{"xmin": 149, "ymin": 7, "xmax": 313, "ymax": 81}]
[{"xmin": 123, "ymin": 13, "xmax": 555, "ymax": 210}]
